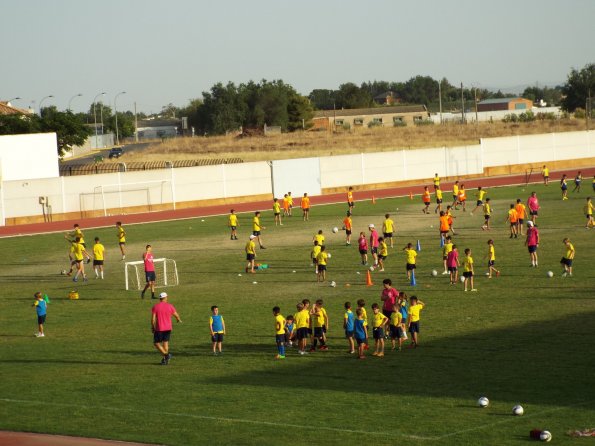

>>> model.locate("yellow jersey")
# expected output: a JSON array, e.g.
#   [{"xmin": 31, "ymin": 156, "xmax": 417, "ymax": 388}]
[
  {"xmin": 253, "ymin": 216, "xmax": 261, "ymax": 232},
  {"xmin": 477, "ymin": 190, "xmax": 487, "ymax": 201},
  {"xmin": 585, "ymin": 202, "xmax": 593, "ymax": 216},
  {"xmin": 311, "ymin": 245, "xmax": 321, "ymax": 260},
  {"xmin": 72, "ymin": 242, "xmax": 84, "ymax": 261},
  {"xmin": 488, "ymin": 245, "xmax": 495, "ymax": 261},
  {"xmin": 433, "ymin": 175, "xmax": 440, "ymax": 187},
  {"xmin": 409, "ymin": 303, "xmax": 424, "ymax": 322},
  {"xmin": 312, "ymin": 307, "xmax": 326, "ymax": 328},
  {"xmin": 390, "ymin": 311, "xmax": 402, "ymax": 327},
  {"xmin": 379, "ymin": 241, "xmax": 388, "ymax": 257},
  {"xmin": 464, "ymin": 255, "xmax": 474, "ymax": 272},
  {"xmin": 543, "ymin": 167, "xmax": 549, "ymax": 177},
  {"xmin": 245, "ymin": 240, "xmax": 256, "ymax": 255},
  {"xmin": 229, "ymin": 213, "xmax": 238, "ymax": 227},
  {"xmin": 314, "ymin": 233, "xmax": 325, "ymax": 246},
  {"xmin": 443, "ymin": 242, "xmax": 453, "ymax": 256},
  {"xmin": 405, "ymin": 248, "xmax": 417, "ymax": 264},
  {"xmin": 93, "ymin": 243, "xmax": 105, "ymax": 261},
  {"xmin": 565, "ymin": 243, "xmax": 575, "ymax": 259},
  {"xmin": 294, "ymin": 309, "xmax": 310, "ymax": 329},
  {"xmin": 273, "ymin": 202, "xmax": 281, "ymax": 213},
  {"xmin": 316, "ymin": 251, "xmax": 328, "ymax": 266},
  {"xmin": 383, "ymin": 218, "xmax": 394, "ymax": 233},
  {"xmin": 453, "ymin": 184, "xmax": 459, "ymax": 196},
  {"xmin": 74, "ymin": 228, "xmax": 85, "ymax": 245},
  {"xmin": 275, "ymin": 314, "xmax": 286, "ymax": 335},
  {"xmin": 483, "ymin": 203, "xmax": 491, "ymax": 216},
  {"xmin": 359, "ymin": 307, "xmax": 368, "ymax": 326},
  {"xmin": 117, "ymin": 226, "xmax": 126, "ymax": 243},
  {"xmin": 372, "ymin": 312, "xmax": 387, "ymax": 328},
  {"xmin": 436, "ymin": 189, "xmax": 443, "ymax": 200}
]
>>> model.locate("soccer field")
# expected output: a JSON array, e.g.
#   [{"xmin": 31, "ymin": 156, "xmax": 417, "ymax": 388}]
[{"xmin": 0, "ymin": 182, "xmax": 594, "ymax": 445}]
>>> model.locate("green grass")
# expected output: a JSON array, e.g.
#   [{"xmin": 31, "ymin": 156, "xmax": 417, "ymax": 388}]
[{"xmin": 1, "ymin": 183, "xmax": 594, "ymax": 445}]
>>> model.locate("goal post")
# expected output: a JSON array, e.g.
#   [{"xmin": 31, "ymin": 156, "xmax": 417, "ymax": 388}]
[{"xmin": 124, "ymin": 257, "xmax": 179, "ymax": 291}]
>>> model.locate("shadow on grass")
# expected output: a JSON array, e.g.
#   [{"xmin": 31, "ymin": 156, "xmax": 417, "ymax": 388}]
[{"xmin": 214, "ymin": 310, "xmax": 595, "ymax": 408}]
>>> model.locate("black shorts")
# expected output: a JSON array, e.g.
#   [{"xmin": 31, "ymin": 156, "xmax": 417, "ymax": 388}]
[
  {"xmin": 518, "ymin": 218, "xmax": 524, "ymax": 224},
  {"xmin": 275, "ymin": 334, "xmax": 285, "ymax": 344},
  {"xmin": 488, "ymin": 260, "xmax": 495, "ymax": 267},
  {"xmin": 453, "ymin": 195, "xmax": 457, "ymax": 201},
  {"xmin": 383, "ymin": 232, "xmax": 393, "ymax": 238},
  {"xmin": 145, "ymin": 271, "xmax": 156, "ymax": 282},
  {"xmin": 296, "ymin": 327, "xmax": 309, "ymax": 340},
  {"xmin": 436, "ymin": 199, "xmax": 443, "ymax": 204},
  {"xmin": 528, "ymin": 245, "xmax": 537, "ymax": 253},
  {"xmin": 274, "ymin": 212, "xmax": 280, "ymax": 216},
  {"xmin": 560, "ymin": 257, "xmax": 573, "ymax": 266},
  {"xmin": 359, "ymin": 249, "xmax": 367, "ymax": 255},
  {"xmin": 389, "ymin": 325, "xmax": 399, "ymax": 339},
  {"xmin": 119, "ymin": 242, "xmax": 126, "ymax": 246},
  {"xmin": 423, "ymin": 201, "xmax": 430, "ymax": 206},
  {"xmin": 93, "ymin": 260, "xmax": 103, "ymax": 266},
  {"xmin": 406, "ymin": 263, "xmax": 416, "ymax": 270},
  {"xmin": 382, "ymin": 309, "xmax": 393, "ymax": 319},
  {"xmin": 355, "ymin": 336, "xmax": 367, "ymax": 345},
  {"xmin": 484, "ymin": 215, "xmax": 490, "ymax": 220},
  {"xmin": 348, "ymin": 201, "xmax": 354, "ymax": 207},
  {"xmin": 211, "ymin": 333, "xmax": 224, "ymax": 342},
  {"xmin": 448, "ymin": 266, "xmax": 457, "ymax": 272},
  {"xmin": 476, "ymin": 200, "xmax": 483, "ymax": 206},
  {"xmin": 530, "ymin": 210, "xmax": 538, "ymax": 216},
  {"xmin": 345, "ymin": 229, "xmax": 352, "ymax": 235},
  {"xmin": 252, "ymin": 231, "xmax": 261, "ymax": 236},
  {"xmin": 314, "ymin": 327, "xmax": 324, "ymax": 338},
  {"xmin": 37, "ymin": 315, "xmax": 46, "ymax": 324},
  {"xmin": 378, "ymin": 254, "xmax": 387, "ymax": 260},
  {"xmin": 463, "ymin": 271, "xmax": 473, "ymax": 278},
  {"xmin": 510, "ymin": 222, "xmax": 517, "ymax": 227},
  {"xmin": 153, "ymin": 330, "xmax": 171, "ymax": 343},
  {"xmin": 302, "ymin": 208, "xmax": 309, "ymax": 212},
  {"xmin": 345, "ymin": 330, "xmax": 354, "ymax": 338},
  {"xmin": 409, "ymin": 321, "xmax": 420, "ymax": 333},
  {"xmin": 371, "ymin": 247, "xmax": 378, "ymax": 254},
  {"xmin": 246, "ymin": 253, "xmax": 255, "ymax": 261},
  {"xmin": 373, "ymin": 327, "xmax": 384, "ymax": 339},
  {"xmin": 318, "ymin": 265, "xmax": 326, "ymax": 271}
]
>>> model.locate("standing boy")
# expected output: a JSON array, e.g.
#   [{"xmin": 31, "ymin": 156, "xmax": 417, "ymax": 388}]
[
  {"xmin": 439, "ymin": 211, "xmax": 450, "ymax": 245},
  {"xmin": 371, "ymin": 303, "xmax": 388, "ymax": 357},
  {"xmin": 228, "ymin": 209, "xmax": 239, "ymax": 240},
  {"xmin": 442, "ymin": 236, "xmax": 453, "ymax": 275},
  {"xmin": 382, "ymin": 213, "xmax": 395, "ymax": 248},
  {"xmin": 403, "ymin": 242, "xmax": 417, "ymax": 282},
  {"xmin": 463, "ymin": 248, "xmax": 477, "ymax": 292},
  {"xmin": 573, "ymin": 171, "xmax": 582, "ymax": 192},
  {"xmin": 273, "ymin": 198, "xmax": 283, "ymax": 226},
  {"xmin": 116, "ymin": 221, "xmax": 126, "ymax": 259},
  {"xmin": 151, "ymin": 292, "xmax": 182, "ymax": 365},
  {"xmin": 585, "ymin": 197, "xmax": 594, "ymax": 228},
  {"xmin": 354, "ymin": 308, "xmax": 368, "ymax": 359},
  {"xmin": 434, "ymin": 187, "xmax": 443, "ymax": 214},
  {"xmin": 560, "ymin": 238, "xmax": 575, "ymax": 277},
  {"xmin": 294, "ymin": 302, "xmax": 310, "ymax": 355},
  {"xmin": 141, "ymin": 244, "xmax": 156, "ymax": 299},
  {"xmin": 542, "ymin": 165, "xmax": 549, "ymax": 185},
  {"xmin": 389, "ymin": 304, "xmax": 403, "ymax": 351},
  {"xmin": 347, "ymin": 186, "xmax": 355, "ymax": 213},
  {"xmin": 433, "ymin": 173, "xmax": 440, "ymax": 190},
  {"xmin": 358, "ymin": 232, "xmax": 368, "ymax": 265},
  {"xmin": 560, "ymin": 174, "xmax": 569, "ymax": 200},
  {"xmin": 209, "ymin": 305, "xmax": 226, "ymax": 355},
  {"xmin": 252, "ymin": 211, "xmax": 266, "ymax": 249},
  {"xmin": 446, "ymin": 244, "xmax": 460, "ymax": 285},
  {"xmin": 481, "ymin": 198, "xmax": 492, "ymax": 231},
  {"xmin": 525, "ymin": 221, "xmax": 540, "ymax": 267},
  {"xmin": 515, "ymin": 199, "xmax": 527, "ymax": 235},
  {"xmin": 486, "ymin": 239, "xmax": 500, "ymax": 278},
  {"xmin": 527, "ymin": 192, "xmax": 540, "ymax": 224},
  {"xmin": 343, "ymin": 211, "xmax": 353, "ymax": 245},
  {"xmin": 311, "ymin": 240, "xmax": 321, "ymax": 274},
  {"xmin": 407, "ymin": 296, "xmax": 425, "ymax": 348},
  {"xmin": 245, "ymin": 234, "xmax": 257, "ymax": 273},
  {"xmin": 369, "ymin": 224, "xmax": 379, "ymax": 266},
  {"xmin": 380, "ymin": 278, "xmax": 398, "ymax": 321},
  {"xmin": 32, "ymin": 291, "xmax": 47, "ymax": 337},
  {"xmin": 506, "ymin": 204, "xmax": 518, "ymax": 238},
  {"xmin": 316, "ymin": 245, "xmax": 328, "ymax": 282},
  {"xmin": 301, "ymin": 193, "xmax": 310, "ymax": 221},
  {"xmin": 93, "ymin": 237, "xmax": 105, "ymax": 279},
  {"xmin": 273, "ymin": 307, "xmax": 286, "ymax": 359},
  {"xmin": 344, "ymin": 302, "xmax": 355, "ymax": 354},
  {"xmin": 422, "ymin": 186, "xmax": 431, "ymax": 214},
  {"xmin": 377, "ymin": 237, "xmax": 388, "ymax": 272},
  {"xmin": 310, "ymin": 299, "xmax": 329, "ymax": 351}
]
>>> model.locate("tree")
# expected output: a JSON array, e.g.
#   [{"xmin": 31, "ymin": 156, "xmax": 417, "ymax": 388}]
[
  {"xmin": 335, "ymin": 83, "xmax": 373, "ymax": 109},
  {"xmin": 287, "ymin": 92, "xmax": 314, "ymax": 131},
  {"xmin": 561, "ymin": 63, "xmax": 595, "ymax": 112},
  {"xmin": 40, "ymin": 106, "xmax": 91, "ymax": 155},
  {"xmin": 0, "ymin": 113, "xmax": 40, "ymax": 135},
  {"xmin": 308, "ymin": 89, "xmax": 336, "ymax": 110}
]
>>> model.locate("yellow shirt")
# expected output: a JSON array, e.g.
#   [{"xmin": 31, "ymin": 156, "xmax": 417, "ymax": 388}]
[
  {"xmin": 359, "ymin": 307, "xmax": 368, "ymax": 326},
  {"xmin": 72, "ymin": 242, "xmax": 84, "ymax": 261},
  {"xmin": 245, "ymin": 240, "xmax": 256, "ymax": 255},
  {"xmin": 273, "ymin": 202, "xmax": 281, "ymax": 213},
  {"xmin": 390, "ymin": 311, "xmax": 402, "ymax": 327},
  {"xmin": 312, "ymin": 307, "xmax": 326, "ymax": 328},
  {"xmin": 93, "ymin": 243, "xmax": 105, "ymax": 261},
  {"xmin": 543, "ymin": 167, "xmax": 549, "ymax": 177},
  {"xmin": 287, "ymin": 195, "xmax": 293, "ymax": 206},
  {"xmin": 74, "ymin": 228, "xmax": 85, "ymax": 245},
  {"xmin": 464, "ymin": 255, "xmax": 474, "ymax": 272},
  {"xmin": 409, "ymin": 303, "xmax": 424, "ymax": 322},
  {"xmin": 295, "ymin": 309, "xmax": 309, "ymax": 329},
  {"xmin": 405, "ymin": 248, "xmax": 417, "ymax": 264},
  {"xmin": 477, "ymin": 190, "xmax": 487, "ymax": 201},
  {"xmin": 436, "ymin": 189, "xmax": 443, "ymax": 200},
  {"xmin": 383, "ymin": 218, "xmax": 394, "ymax": 233},
  {"xmin": 372, "ymin": 312, "xmax": 387, "ymax": 328},
  {"xmin": 379, "ymin": 241, "xmax": 388, "ymax": 257},
  {"xmin": 229, "ymin": 214, "xmax": 238, "ymax": 227},
  {"xmin": 311, "ymin": 245, "xmax": 321, "ymax": 260},
  {"xmin": 565, "ymin": 243, "xmax": 575, "ymax": 259},
  {"xmin": 117, "ymin": 226, "xmax": 126, "ymax": 243},
  {"xmin": 585, "ymin": 202, "xmax": 593, "ymax": 216},
  {"xmin": 316, "ymin": 251, "xmax": 328, "ymax": 266},
  {"xmin": 347, "ymin": 191, "xmax": 354, "ymax": 202},
  {"xmin": 314, "ymin": 233, "xmax": 325, "ymax": 246},
  {"xmin": 453, "ymin": 184, "xmax": 459, "ymax": 196},
  {"xmin": 253, "ymin": 216, "xmax": 261, "ymax": 231},
  {"xmin": 489, "ymin": 245, "xmax": 495, "ymax": 261},
  {"xmin": 275, "ymin": 314, "xmax": 286, "ymax": 335},
  {"xmin": 483, "ymin": 203, "xmax": 491, "ymax": 216},
  {"xmin": 433, "ymin": 175, "xmax": 440, "ymax": 187},
  {"xmin": 443, "ymin": 242, "xmax": 453, "ymax": 256}
]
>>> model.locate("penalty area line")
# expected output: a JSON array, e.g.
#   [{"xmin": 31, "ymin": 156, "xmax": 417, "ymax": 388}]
[{"xmin": 0, "ymin": 397, "xmax": 433, "ymax": 440}]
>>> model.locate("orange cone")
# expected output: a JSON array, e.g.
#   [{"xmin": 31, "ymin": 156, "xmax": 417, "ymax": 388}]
[
  {"xmin": 409, "ymin": 191, "xmax": 413, "ymax": 200},
  {"xmin": 372, "ymin": 195, "xmax": 376, "ymax": 204},
  {"xmin": 366, "ymin": 270, "xmax": 373, "ymax": 286}
]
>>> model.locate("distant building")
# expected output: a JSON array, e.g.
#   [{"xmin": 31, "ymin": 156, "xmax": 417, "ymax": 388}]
[
  {"xmin": 312, "ymin": 105, "xmax": 430, "ymax": 131},
  {"xmin": 0, "ymin": 101, "xmax": 32, "ymax": 116},
  {"xmin": 477, "ymin": 97, "xmax": 533, "ymax": 112},
  {"xmin": 136, "ymin": 118, "xmax": 180, "ymax": 139},
  {"xmin": 373, "ymin": 91, "xmax": 399, "ymax": 105}
]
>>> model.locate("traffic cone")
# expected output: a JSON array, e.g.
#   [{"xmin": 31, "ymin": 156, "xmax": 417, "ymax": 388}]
[
  {"xmin": 372, "ymin": 195, "xmax": 376, "ymax": 205},
  {"xmin": 409, "ymin": 191, "xmax": 413, "ymax": 200},
  {"xmin": 410, "ymin": 269, "xmax": 416, "ymax": 286},
  {"xmin": 366, "ymin": 270, "xmax": 373, "ymax": 286},
  {"xmin": 416, "ymin": 239, "xmax": 421, "ymax": 252}
]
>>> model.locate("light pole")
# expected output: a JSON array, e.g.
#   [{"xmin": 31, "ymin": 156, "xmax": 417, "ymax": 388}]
[
  {"xmin": 93, "ymin": 92, "xmax": 106, "ymax": 149},
  {"xmin": 68, "ymin": 93, "xmax": 83, "ymax": 112},
  {"xmin": 38, "ymin": 95, "xmax": 54, "ymax": 116},
  {"xmin": 114, "ymin": 91, "xmax": 126, "ymax": 145},
  {"xmin": 7, "ymin": 97, "xmax": 21, "ymax": 105}
]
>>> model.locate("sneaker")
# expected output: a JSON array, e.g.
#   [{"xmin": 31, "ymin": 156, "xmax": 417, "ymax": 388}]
[
  {"xmin": 167, "ymin": 353, "xmax": 172, "ymax": 361},
  {"xmin": 274, "ymin": 354, "xmax": 285, "ymax": 359},
  {"xmin": 372, "ymin": 352, "xmax": 379, "ymax": 356},
  {"xmin": 376, "ymin": 352, "xmax": 384, "ymax": 357},
  {"xmin": 309, "ymin": 347, "xmax": 316, "ymax": 352},
  {"xmin": 358, "ymin": 355, "xmax": 366, "ymax": 360},
  {"xmin": 160, "ymin": 358, "xmax": 168, "ymax": 365},
  {"xmin": 471, "ymin": 289, "xmax": 478, "ymax": 292},
  {"xmin": 348, "ymin": 350, "xmax": 355, "ymax": 354},
  {"xmin": 260, "ymin": 246, "xmax": 267, "ymax": 249},
  {"xmin": 562, "ymin": 272, "xmax": 567, "ymax": 277},
  {"xmin": 442, "ymin": 271, "xmax": 449, "ymax": 275},
  {"xmin": 72, "ymin": 278, "xmax": 78, "ymax": 282},
  {"xmin": 35, "ymin": 333, "xmax": 44, "ymax": 337},
  {"xmin": 496, "ymin": 271, "xmax": 500, "ymax": 277},
  {"xmin": 319, "ymin": 346, "xmax": 328, "ymax": 351},
  {"xmin": 298, "ymin": 350, "xmax": 305, "ymax": 356}
]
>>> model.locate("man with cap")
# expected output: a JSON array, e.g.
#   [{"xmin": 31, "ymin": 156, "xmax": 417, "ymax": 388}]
[
  {"xmin": 525, "ymin": 221, "xmax": 540, "ymax": 267},
  {"xmin": 245, "ymin": 234, "xmax": 257, "ymax": 273},
  {"xmin": 151, "ymin": 292, "xmax": 182, "ymax": 365},
  {"xmin": 369, "ymin": 224, "xmax": 380, "ymax": 267}
]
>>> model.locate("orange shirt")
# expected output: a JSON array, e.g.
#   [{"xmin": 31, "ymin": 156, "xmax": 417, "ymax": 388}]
[
  {"xmin": 283, "ymin": 198, "xmax": 289, "ymax": 211},
  {"xmin": 508, "ymin": 208, "xmax": 518, "ymax": 223},
  {"xmin": 515, "ymin": 203, "xmax": 526, "ymax": 220},
  {"xmin": 446, "ymin": 211, "xmax": 453, "ymax": 225},
  {"xmin": 458, "ymin": 188, "xmax": 466, "ymax": 201},
  {"xmin": 301, "ymin": 196, "xmax": 310, "ymax": 209},
  {"xmin": 439, "ymin": 215, "xmax": 449, "ymax": 232},
  {"xmin": 343, "ymin": 216, "xmax": 352, "ymax": 230},
  {"xmin": 423, "ymin": 190, "xmax": 431, "ymax": 203}
]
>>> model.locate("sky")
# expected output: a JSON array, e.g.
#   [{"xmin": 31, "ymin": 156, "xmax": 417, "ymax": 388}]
[{"xmin": 2, "ymin": 0, "xmax": 593, "ymax": 114}]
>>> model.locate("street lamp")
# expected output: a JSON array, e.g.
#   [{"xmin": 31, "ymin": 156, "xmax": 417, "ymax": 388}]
[
  {"xmin": 68, "ymin": 93, "xmax": 83, "ymax": 112},
  {"xmin": 93, "ymin": 92, "xmax": 106, "ymax": 148},
  {"xmin": 114, "ymin": 91, "xmax": 126, "ymax": 145},
  {"xmin": 7, "ymin": 97, "xmax": 21, "ymax": 105},
  {"xmin": 38, "ymin": 95, "xmax": 54, "ymax": 116}
]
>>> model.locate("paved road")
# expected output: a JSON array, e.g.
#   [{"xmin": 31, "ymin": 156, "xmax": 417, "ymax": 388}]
[{"xmin": 61, "ymin": 143, "xmax": 151, "ymax": 165}]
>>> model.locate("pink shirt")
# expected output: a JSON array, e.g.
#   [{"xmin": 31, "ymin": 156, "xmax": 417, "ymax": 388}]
[
  {"xmin": 526, "ymin": 227, "xmax": 539, "ymax": 246},
  {"xmin": 144, "ymin": 252, "xmax": 155, "ymax": 272},
  {"xmin": 446, "ymin": 250, "xmax": 459, "ymax": 268},
  {"xmin": 152, "ymin": 301, "xmax": 177, "ymax": 331},
  {"xmin": 527, "ymin": 196, "xmax": 539, "ymax": 212},
  {"xmin": 358, "ymin": 236, "xmax": 368, "ymax": 250},
  {"xmin": 370, "ymin": 230, "xmax": 379, "ymax": 248},
  {"xmin": 381, "ymin": 287, "xmax": 398, "ymax": 311}
]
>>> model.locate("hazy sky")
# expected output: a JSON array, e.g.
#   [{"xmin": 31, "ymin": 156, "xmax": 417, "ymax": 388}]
[{"xmin": 2, "ymin": 0, "xmax": 593, "ymax": 114}]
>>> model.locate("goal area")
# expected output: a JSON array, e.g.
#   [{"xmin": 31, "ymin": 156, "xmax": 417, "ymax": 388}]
[{"xmin": 124, "ymin": 258, "xmax": 179, "ymax": 291}]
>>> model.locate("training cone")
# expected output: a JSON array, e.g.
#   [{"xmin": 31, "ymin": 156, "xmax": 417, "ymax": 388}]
[
  {"xmin": 372, "ymin": 195, "xmax": 376, "ymax": 205},
  {"xmin": 416, "ymin": 239, "xmax": 421, "ymax": 252},
  {"xmin": 409, "ymin": 191, "xmax": 413, "ymax": 200},
  {"xmin": 366, "ymin": 270, "xmax": 373, "ymax": 286},
  {"xmin": 410, "ymin": 270, "xmax": 417, "ymax": 286}
]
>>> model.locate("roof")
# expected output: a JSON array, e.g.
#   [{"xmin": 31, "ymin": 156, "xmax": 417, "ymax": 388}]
[
  {"xmin": 314, "ymin": 105, "xmax": 427, "ymax": 118},
  {"xmin": 0, "ymin": 101, "xmax": 31, "ymax": 116},
  {"xmin": 478, "ymin": 97, "xmax": 528, "ymax": 105}
]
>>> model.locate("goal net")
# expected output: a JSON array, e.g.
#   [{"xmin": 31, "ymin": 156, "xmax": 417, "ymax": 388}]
[{"xmin": 124, "ymin": 258, "xmax": 179, "ymax": 291}]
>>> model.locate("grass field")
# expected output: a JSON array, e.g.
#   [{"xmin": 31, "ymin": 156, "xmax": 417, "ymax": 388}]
[{"xmin": 0, "ymin": 182, "xmax": 594, "ymax": 445}]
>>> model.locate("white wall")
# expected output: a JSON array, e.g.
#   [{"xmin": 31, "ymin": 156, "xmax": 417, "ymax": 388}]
[{"xmin": 0, "ymin": 133, "xmax": 59, "ymax": 180}]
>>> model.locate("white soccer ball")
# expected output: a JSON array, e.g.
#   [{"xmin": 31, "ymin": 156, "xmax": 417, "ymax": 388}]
[
  {"xmin": 460, "ymin": 276, "xmax": 466, "ymax": 283},
  {"xmin": 431, "ymin": 270, "xmax": 438, "ymax": 277},
  {"xmin": 512, "ymin": 405, "xmax": 524, "ymax": 416},
  {"xmin": 292, "ymin": 270, "xmax": 296, "ymax": 273},
  {"xmin": 252, "ymin": 281, "xmax": 258, "ymax": 285},
  {"xmin": 330, "ymin": 281, "xmax": 336, "ymax": 287},
  {"xmin": 327, "ymin": 253, "xmax": 332, "ymax": 258},
  {"xmin": 61, "ymin": 270, "xmax": 67, "ymax": 275},
  {"xmin": 238, "ymin": 273, "xmax": 242, "ymax": 277},
  {"xmin": 477, "ymin": 397, "xmax": 489, "ymax": 408},
  {"xmin": 332, "ymin": 227, "xmax": 339, "ymax": 233},
  {"xmin": 369, "ymin": 266, "xmax": 375, "ymax": 272},
  {"xmin": 485, "ymin": 272, "xmax": 490, "ymax": 276},
  {"xmin": 547, "ymin": 271, "xmax": 554, "ymax": 278},
  {"xmin": 540, "ymin": 430, "xmax": 552, "ymax": 442}
]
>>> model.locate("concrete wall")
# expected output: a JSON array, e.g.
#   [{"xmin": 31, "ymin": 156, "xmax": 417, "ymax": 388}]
[
  {"xmin": 0, "ymin": 133, "xmax": 59, "ymax": 180},
  {"xmin": 0, "ymin": 130, "xmax": 593, "ymax": 225}
]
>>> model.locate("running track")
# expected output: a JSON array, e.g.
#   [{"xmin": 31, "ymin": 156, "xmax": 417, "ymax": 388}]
[{"xmin": 1, "ymin": 168, "xmax": 593, "ymax": 238}]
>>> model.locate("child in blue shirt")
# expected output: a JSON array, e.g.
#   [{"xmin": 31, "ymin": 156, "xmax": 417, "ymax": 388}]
[
  {"xmin": 285, "ymin": 315, "xmax": 295, "ymax": 347},
  {"xmin": 32, "ymin": 291, "xmax": 47, "ymax": 337},
  {"xmin": 343, "ymin": 302, "xmax": 355, "ymax": 354},
  {"xmin": 354, "ymin": 308, "xmax": 368, "ymax": 360},
  {"xmin": 209, "ymin": 306, "xmax": 226, "ymax": 355}
]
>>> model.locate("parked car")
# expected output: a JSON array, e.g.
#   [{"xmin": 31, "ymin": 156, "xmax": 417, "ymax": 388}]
[{"xmin": 108, "ymin": 147, "xmax": 124, "ymax": 159}]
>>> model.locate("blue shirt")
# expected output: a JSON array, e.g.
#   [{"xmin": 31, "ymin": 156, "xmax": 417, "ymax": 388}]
[
  {"xmin": 35, "ymin": 299, "xmax": 47, "ymax": 316},
  {"xmin": 354, "ymin": 318, "xmax": 366, "ymax": 340},
  {"xmin": 344, "ymin": 310, "xmax": 355, "ymax": 332},
  {"xmin": 210, "ymin": 314, "xmax": 224, "ymax": 333},
  {"xmin": 286, "ymin": 322, "xmax": 294, "ymax": 333},
  {"xmin": 399, "ymin": 304, "xmax": 408, "ymax": 322}
]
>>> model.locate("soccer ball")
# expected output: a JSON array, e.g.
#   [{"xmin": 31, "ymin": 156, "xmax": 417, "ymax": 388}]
[
  {"xmin": 512, "ymin": 405, "xmax": 524, "ymax": 416},
  {"xmin": 330, "ymin": 281, "xmax": 336, "ymax": 287},
  {"xmin": 369, "ymin": 266, "xmax": 375, "ymax": 272},
  {"xmin": 61, "ymin": 270, "xmax": 67, "ymax": 275},
  {"xmin": 431, "ymin": 270, "xmax": 438, "ymax": 277},
  {"xmin": 332, "ymin": 227, "xmax": 339, "ymax": 233},
  {"xmin": 477, "ymin": 397, "xmax": 489, "ymax": 408},
  {"xmin": 327, "ymin": 253, "xmax": 332, "ymax": 258},
  {"xmin": 547, "ymin": 271, "xmax": 554, "ymax": 278},
  {"xmin": 460, "ymin": 276, "xmax": 466, "ymax": 283},
  {"xmin": 540, "ymin": 430, "xmax": 552, "ymax": 442},
  {"xmin": 485, "ymin": 272, "xmax": 490, "ymax": 276}
]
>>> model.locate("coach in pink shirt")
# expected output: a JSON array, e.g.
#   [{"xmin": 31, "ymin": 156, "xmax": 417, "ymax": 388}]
[
  {"xmin": 527, "ymin": 192, "xmax": 540, "ymax": 224},
  {"xmin": 151, "ymin": 292, "xmax": 182, "ymax": 365},
  {"xmin": 381, "ymin": 278, "xmax": 399, "ymax": 319}
]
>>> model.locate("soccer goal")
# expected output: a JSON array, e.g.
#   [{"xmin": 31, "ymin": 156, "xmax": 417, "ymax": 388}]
[{"xmin": 124, "ymin": 258, "xmax": 179, "ymax": 291}]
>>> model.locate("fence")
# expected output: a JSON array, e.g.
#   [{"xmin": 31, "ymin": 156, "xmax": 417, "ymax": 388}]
[{"xmin": 0, "ymin": 130, "xmax": 593, "ymax": 225}]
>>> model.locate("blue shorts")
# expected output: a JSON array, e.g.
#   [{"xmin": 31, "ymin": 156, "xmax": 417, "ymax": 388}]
[
  {"xmin": 409, "ymin": 321, "xmax": 420, "ymax": 334},
  {"xmin": 145, "ymin": 271, "xmax": 156, "ymax": 282},
  {"xmin": 389, "ymin": 325, "xmax": 399, "ymax": 339},
  {"xmin": 345, "ymin": 330, "xmax": 354, "ymax": 338},
  {"xmin": 153, "ymin": 330, "xmax": 171, "ymax": 343},
  {"xmin": 211, "ymin": 333, "xmax": 224, "ymax": 343},
  {"xmin": 252, "ymin": 231, "xmax": 261, "ymax": 236},
  {"xmin": 314, "ymin": 327, "xmax": 324, "ymax": 337},
  {"xmin": 296, "ymin": 327, "xmax": 309, "ymax": 340},
  {"xmin": 37, "ymin": 315, "xmax": 46, "ymax": 324},
  {"xmin": 373, "ymin": 327, "xmax": 384, "ymax": 340},
  {"xmin": 560, "ymin": 257, "xmax": 573, "ymax": 266},
  {"xmin": 528, "ymin": 245, "xmax": 537, "ymax": 253},
  {"xmin": 355, "ymin": 336, "xmax": 367, "ymax": 345}
]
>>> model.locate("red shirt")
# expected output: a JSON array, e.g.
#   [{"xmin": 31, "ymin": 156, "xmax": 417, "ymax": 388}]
[
  {"xmin": 381, "ymin": 287, "xmax": 398, "ymax": 312},
  {"xmin": 144, "ymin": 252, "xmax": 155, "ymax": 272},
  {"xmin": 526, "ymin": 227, "xmax": 539, "ymax": 246},
  {"xmin": 370, "ymin": 230, "xmax": 379, "ymax": 248},
  {"xmin": 152, "ymin": 301, "xmax": 177, "ymax": 332}
]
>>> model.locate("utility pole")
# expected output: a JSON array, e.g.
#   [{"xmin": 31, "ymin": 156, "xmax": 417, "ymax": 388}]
[
  {"xmin": 474, "ymin": 88, "xmax": 479, "ymax": 124},
  {"xmin": 438, "ymin": 80, "xmax": 443, "ymax": 124},
  {"xmin": 587, "ymin": 88, "xmax": 591, "ymax": 131},
  {"xmin": 134, "ymin": 102, "xmax": 139, "ymax": 142},
  {"xmin": 460, "ymin": 82, "xmax": 465, "ymax": 124}
]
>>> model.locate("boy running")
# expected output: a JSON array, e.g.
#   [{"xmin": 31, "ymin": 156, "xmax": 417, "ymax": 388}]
[
  {"xmin": 371, "ymin": 303, "xmax": 388, "ymax": 357},
  {"xmin": 377, "ymin": 237, "xmax": 388, "ymax": 272},
  {"xmin": 560, "ymin": 174, "xmax": 569, "ymax": 200},
  {"xmin": 245, "ymin": 234, "xmax": 257, "ymax": 273},
  {"xmin": 403, "ymin": 242, "xmax": 417, "ymax": 282},
  {"xmin": 573, "ymin": 171, "xmax": 582, "ymax": 193},
  {"xmin": 463, "ymin": 248, "xmax": 477, "ymax": 292},
  {"xmin": 141, "ymin": 244, "xmax": 155, "ymax": 299},
  {"xmin": 434, "ymin": 186, "xmax": 443, "ymax": 214},
  {"xmin": 71, "ymin": 237, "xmax": 90, "ymax": 283},
  {"xmin": 252, "ymin": 211, "xmax": 266, "ymax": 249},
  {"xmin": 560, "ymin": 238, "xmax": 575, "ymax": 277},
  {"xmin": 316, "ymin": 245, "xmax": 328, "ymax": 282},
  {"xmin": 481, "ymin": 198, "xmax": 492, "ymax": 231},
  {"xmin": 486, "ymin": 239, "xmax": 500, "ymax": 278},
  {"xmin": 273, "ymin": 307, "xmax": 286, "ymax": 359},
  {"xmin": 228, "ymin": 209, "xmax": 239, "ymax": 240},
  {"xmin": 389, "ymin": 304, "xmax": 403, "ymax": 351},
  {"xmin": 347, "ymin": 187, "xmax": 355, "ymax": 213},
  {"xmin": 369, "ymin": 224, "xmax": 379, "ymax": 266},
  {"xmin": 527, "ymin": 192, "xmax": 540, "ymax": 224},
  {"xmin": 422, "ymin": 186, "xmax": 431, "ymax": 214},
  {"xmin": 452, "ymin": 181, "xmax": 459, "ymax": 208},
  {"xmin": 471, "ymin": 186, "xmax": 487, "ymax": 215}
]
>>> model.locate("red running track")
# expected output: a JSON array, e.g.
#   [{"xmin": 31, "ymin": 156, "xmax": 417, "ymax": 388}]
[{"xmin": 1, "ymin": 167, "xmax": 593, "ymax": 238}]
